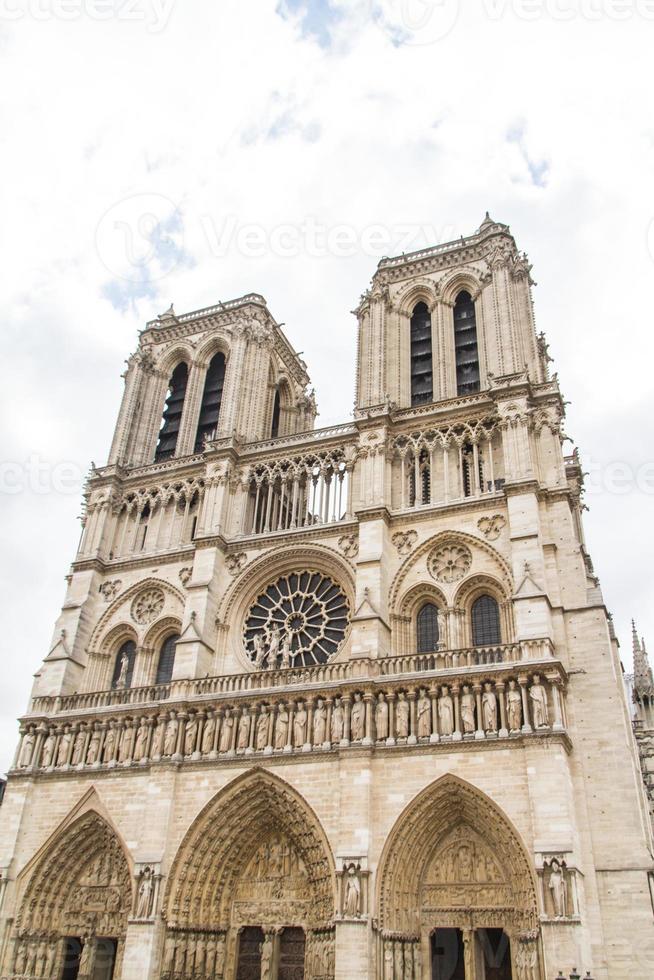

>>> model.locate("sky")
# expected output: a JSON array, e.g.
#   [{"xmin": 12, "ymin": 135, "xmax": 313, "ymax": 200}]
[{"xmin": 1, "ymin": 0, "xmax": 653, "ymax": 775}]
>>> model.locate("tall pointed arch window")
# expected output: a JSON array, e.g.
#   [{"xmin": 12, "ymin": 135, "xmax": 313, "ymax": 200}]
[
  {"xmin": 194, "ymin": 352, "xmax": 226, "ymax": 451},
  {"xmin": 111, "ymin": 640, "xmax": 136, "ymax": 689},
  {"xmin": 155, "ymin": 362, "xmax": 188, "ymax": 461},
  {"xmin": 271, "ymin": 388, "xmax": 281, "ymax": 438},
  {"xmin": 471, "ymin": 595, "xmax": 501, "ymax": 646},
  {"xmin": 410, "ymin": 301, "xmax": 433, "ymax": 406},
  {"xmin": 155, "ymin": 633, "xmax": 179, "ymax": 685},
  {"xmin": 417, "ymin": 603, "xmax": 440, "ymax": 653},
  {"xmin": 454, "ymin": 290, "xmax": 480, "ymax": 394}
]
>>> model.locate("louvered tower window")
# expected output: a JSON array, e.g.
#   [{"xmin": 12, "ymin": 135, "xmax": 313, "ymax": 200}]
[
  {"xmin": 417, "ymin": 603, "xmax": 440, "ymax": 653},
  {"xmin": 155, "ymin": 633, "xmax": 179, "ymax": 685},
  {"xmin": 111, "ymin": 640, "xmax": 136, "ymax": 689},
  {"xmin": 454, "ymin": 291, "xmax": 480, "ymax": 394},
  {"xmin": 155, "ymin": 362, "xmax": 188, "ymax": 461},
  {"xmin": 471, "ymin": 595, "xmax": 501, "ymax": 646},
  {"xmin": 271, "ymin": 389, "xmax": 281, "ymax": 438},
  {"xmin": 194, "ymin": 353, "xmax": 226, "ymax": 451},
  {"xmin": 410, "ymin": 302, "xmax": 433, "ymax": 406}
]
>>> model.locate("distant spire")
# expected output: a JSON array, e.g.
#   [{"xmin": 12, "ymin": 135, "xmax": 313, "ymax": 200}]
[
  {"xmin": 478, "ymin": 211, "xmax": 495, "ymax": 232},
  {"xmin": 632, "ymin": 619, "xmax": 654, "ymax": 695}
]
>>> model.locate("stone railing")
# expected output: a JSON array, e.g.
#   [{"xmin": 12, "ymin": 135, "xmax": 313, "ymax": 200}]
[
  {"xmin": 14, "ymin": 659, "xmax": 567, "ymax": 776},
  {"xmin": 28, "ymin": 639, "xmax": 555, "ymax": 717}
]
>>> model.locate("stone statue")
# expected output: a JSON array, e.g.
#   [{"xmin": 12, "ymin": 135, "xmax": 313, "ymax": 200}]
[
  {"xmin": 344, "ymin": 864, "xmax": 361, "ymax": 917},
  {"xmin": 261, "ymin": 931, "xmax": 274, "ymax": 980},
  {"xmin": 482, "ymin": 682, "xmax": 498, "ymax": 732},
  {"xmin": 14, "ymin": 940, "xmax": 26, "ymax": 975},
  {"xmin": 507, "ymin": 679, "xmax": 522, "ymax": 731},
  {"xmin": 548, "ymin": 858, "xmax": 567, "ymax": 916},
  {"xmin": 151, "ymin": 718, "xmax": 165, "ymax": 758},
  {"xmin": 514, "ymin": 939, "xmax": 539, "ymax": 980},
  {"xmin": 103, "ymin": 725, "xmax": 116, "ymax": 763},
  {"xmin": 417, "ymin": 689, "xmax": 431, "ymax": 738},
  {"xmin": 136, "ymin": 866, "xmax": 154, "ymax": 918},
  {"xmin": 19, "ymin": 730, "xmax": 35, "ymax": 768},
  {"xmin": 114, "ymin": 650, "xmax": 130, "ymax": 689},
  {"xmin": 331, "ymin": 697, "xmax": 345, "ymax": 742},
  {"xmin": 351, "ymin": 692, "xmax": 365, "ymax": 741},
  {"xmin": 438, "ymin": 686, "xmax": 454, "ymax": 735},
  {"xmin": 383, "ymin": 941, "xmax": 394, "ymax": 980},
  {"xmin": 219, "ymin": 709, "xmax": 234, "ymax": 752},
  {"xmin": 134, "ymin": 719, "xmax": 149, "ymax": 761},
  {"xmin": 395, "ymin": 692, "xmax": 409, "ymax": 738},
  {"xmin": 42, "ymin": 730, "xmax": 56, "ymax": 768},
  {"xmin": 237, "ymin": 708, "xmax": 251, "ymax": 750},
  {"xmin": 375, "ymin": 692, "xmax": 388, "ymax": 740},
  {"xmin": 163, "ymin": 716, "xmax": 178, "ymax": 756},
  {"xmin": 86, "ymin": 726, "xmax": 101, "ymax": 765},
  {"xmin": 267, "ymin": 627, "xmax": 281, "ymax": 670},
  {"xmin": 529, "ymin": 674, "xmax": 549, "ymax": 727},
  {"xmin": 253, "ymin": 633, "xmax": 266, "ymax": 670},
  {"xmin": 274, "ymin": 705, "xmax": 289, "ymax": 748},
  {"xmin": 184, "ymin": 716, "xmax": 197, "ymax": 755},
  {"xmin": 57, "ymin": 727, "xmax": 72, "ymax": 766},
  {"xmin": 280, "ymin": 634, "xmax": 293, "ymax": 669},
  {"xmin": 294, "ymin": 701, "xmax": 308, "ymax": 746},
  {"xmin": 119, "ymin": 723, "xmax": 135, "ymax": 762},
  {"xmin": 256, "ymin": 706, "xmax": 269, "ymax": 750},
  {"xmin": 313, "ymin": 699, "xmax": 327, "ymax": 744},
  {"xmin": 71, "ymin": 729, "xmax": 86, "ymax": 766},
  {"xmin": 201, "ymin": 714, "xmax": 215, "ymax": 754},
  {"xmin": 461, "ymin": 685, "xmax": 476, "ymax": 733}
]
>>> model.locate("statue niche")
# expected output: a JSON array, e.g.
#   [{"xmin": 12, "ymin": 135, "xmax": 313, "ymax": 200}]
[{"xmin": 421, "ymin": 825, "xmax": 513, "ymax": 913}]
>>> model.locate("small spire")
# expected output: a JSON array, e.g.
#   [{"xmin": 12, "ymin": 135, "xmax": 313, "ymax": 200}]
[
  {"xmin": 479, "ymin": 212, "xmax": 495, "ymax": 232},
  {"xmin": 632, "ymin": 619, "xmax": 653, "ymax": 696}
]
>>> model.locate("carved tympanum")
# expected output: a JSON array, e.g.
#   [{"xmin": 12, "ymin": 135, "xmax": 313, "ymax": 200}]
[{"xmin": 429, "ymin": 544, "xmax": 472, "ymax": 583}]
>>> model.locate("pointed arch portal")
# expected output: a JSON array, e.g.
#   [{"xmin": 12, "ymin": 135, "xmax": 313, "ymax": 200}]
[
  {"xmin": 376, "ymin": 776, "xmax": 542, "ymax": 980},
  {"xmin": 12, "ymin": 810, "xmax": 131, "ymax": 979},
  {"xmin": 162, "ymin": 770, "xmax": 336, "ymax": 980}
]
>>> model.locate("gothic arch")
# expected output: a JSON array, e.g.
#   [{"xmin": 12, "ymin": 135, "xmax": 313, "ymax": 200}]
[
  {"xmin": 156, "ymin": 342, "xmax": 194, "ymax": 377},
  {"xmin": 88, "ymin": 577, "xmax": 186, "ymax": 654},
  {"xmin": 193, "ymin": 332, "xmax": 231, "ymax": 368},
  {"xmin": 12, "ymin": 804, "xmax": 132, "ymax": 975},
  {"xmin": 163, "ymin": 769, "xmax": 336, "ymax": 932},
  {"xmin": 439, "ymin": 268, "xmax": 486, "ymax": 306},
  {"xmin": 376, "ymin": 775, "xmax": 540, "ymax": 941},
  {"xmin": 389, "ymin": 530, "xmax": 513, "ymax": 616}
]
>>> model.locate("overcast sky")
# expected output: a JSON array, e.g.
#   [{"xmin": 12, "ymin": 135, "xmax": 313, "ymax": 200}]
[{"xmin": 1, "ymin": 0, "xmax": 653, "ymax": 775}]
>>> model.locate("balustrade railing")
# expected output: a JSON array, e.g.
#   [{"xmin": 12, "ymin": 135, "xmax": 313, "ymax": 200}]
[{"xmin": 28, "ymin": 639, "xmax": 554, "ymax": 717}]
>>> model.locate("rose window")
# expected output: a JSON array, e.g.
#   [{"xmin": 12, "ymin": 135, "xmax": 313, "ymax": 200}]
[
  {"xmin": 244, "ymin": 571, "xmax": 349, "ymax": 667},
  {"xmin": 429, "ymin": 544, "xmax": 472, "ymax": 583},
  {"xmin": 131, "ymin": 588, "xmax": 165, "ymax": 625}
]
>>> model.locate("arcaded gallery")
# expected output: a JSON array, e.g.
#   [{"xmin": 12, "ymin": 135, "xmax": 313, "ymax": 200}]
[{"xmin": 1, "ymin": 217, "xmax": 653, "ymax": 979}]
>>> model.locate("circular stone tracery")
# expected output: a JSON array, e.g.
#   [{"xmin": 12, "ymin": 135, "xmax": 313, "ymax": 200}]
[
  {"xmin": 131, "ymin": 587, "xmax": 165, "ymax": 624},
  {"xmin": 244, "ymin": 571, "xmax": 349, "ymax": 667},
  {"xmin": 429, "ymin": 544, "xmax": 472, "ymax": 584}
]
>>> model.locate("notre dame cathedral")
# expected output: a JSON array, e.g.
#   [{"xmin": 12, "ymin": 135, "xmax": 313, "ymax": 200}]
[{"xmin": 1, "ymin": 215, "xmax": 652, "ymax": 980}]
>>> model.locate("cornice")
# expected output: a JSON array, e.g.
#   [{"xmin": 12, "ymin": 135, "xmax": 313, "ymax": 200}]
[{"xmin": 72, "ymin": 546, "xmax": 195, "ymax": 576}]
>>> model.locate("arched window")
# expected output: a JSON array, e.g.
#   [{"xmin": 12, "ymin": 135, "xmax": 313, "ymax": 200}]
[
  {"xmin": 417, "ymin": 603, "xmax": 440, "ymax": 653},
  {"xmin": 155, "ymin": 362, "xmax": 188, "ymax": 461},
  {"xmin": 111, "ymin": 640, "xmax": 136, "ymax": 689},
  {"xmin": 194, "ymin": 352, "xmax": 226, "ymax": 451},
  {"xmin": 155, "ymin": 633, "xmax": 179, "ymax": 685},
  {"xmin": 471, "ymin": 595, "xmax": 501, "ymax": 646},
  {"xmin": 410, "ymin": 302, "xmax": 433, "ymax": 406},
  {"xmin": 454, "ymin": 291, "xmax": 480, "ymax": 395},
  {"xmin": 271, "ymin": 389, "xmax": 281, "ymax": 438}
]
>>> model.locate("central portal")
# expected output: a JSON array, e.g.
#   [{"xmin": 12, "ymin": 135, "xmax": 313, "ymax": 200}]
[{"xmin": 430, "ymin": 928, "xmax": 512, "ymax": 980}]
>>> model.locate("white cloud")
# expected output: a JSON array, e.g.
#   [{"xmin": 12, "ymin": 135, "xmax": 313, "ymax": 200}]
[{"xmin": 1, "ymin": 0, "xmax": 652, "ymax": 772}]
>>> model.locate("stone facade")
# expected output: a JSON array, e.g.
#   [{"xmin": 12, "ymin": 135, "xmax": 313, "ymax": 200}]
[{"xmin": 1, "ymin": 216, "xmax": 653, "ymax": 979}]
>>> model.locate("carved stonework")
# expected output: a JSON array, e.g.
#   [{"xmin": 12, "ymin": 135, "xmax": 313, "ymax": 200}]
[
  {"xmin": 429, "ymin": 544, "xmax": 472, "ymax": 583},
  {"xmin": 99, "ymin": 580, "xmax": 122, "ymax": 602},
  {"xmin": 131, "ymin": 588, "xmax": 165, "ymax": 625},
  {"xmin": 477, "ymin": 514, "xmax": 506, "ymax": 541},
  {"xmin": 539, "ymin": 855, "xmax": 576, "ymax": 919},
  {"xmin": 337, "ymin": 533, "xmax": 359, "ymax": 559},
  {"xmin": 178, "ymin": 567, "xmax": 192, "ymax": 587},
  {"xmin": 225, "ymin": 552, "xmax": 248, "ymax": 575},
  {"xmin": 392, "ymin": 530, "xmax": 417, "ymax": 556}
]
